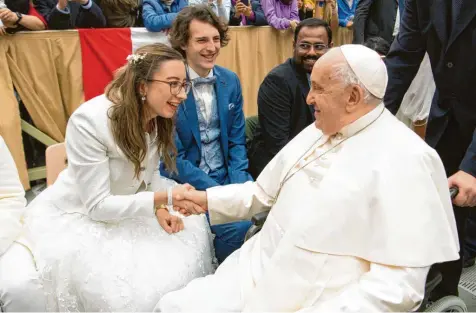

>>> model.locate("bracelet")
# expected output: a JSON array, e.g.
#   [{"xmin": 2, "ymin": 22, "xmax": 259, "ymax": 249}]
[
  {"xmin": 167, "ymin": 186, "xmax": 173, "ymax": 207},
  {"xmin": 154, "ymin": 204, "xmax": 168, "ymax": 216}
]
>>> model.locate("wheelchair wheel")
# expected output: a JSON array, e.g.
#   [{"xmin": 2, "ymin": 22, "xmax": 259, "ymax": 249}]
[{"xmin": 424, "ymin": 296, "xmax": 467, "ymax": 312}]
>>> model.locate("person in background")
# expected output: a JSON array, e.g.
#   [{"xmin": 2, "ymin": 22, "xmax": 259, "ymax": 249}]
[
  {"xmin": 364, "ymin": 36, "xmax": 435, "ymax": 140},
  {"xmin": 297, "ymin": 0, "xmax": 313, "ymax": 21},
  {"xmin": 229, "ymin": 0, "xmax": 267, "ymax": 26},
  {"xmin": 333, "ymin": 0, "xmax": 356, "ymax": 45},
  {"xmin": 362, "ymin": 36, "xmax": 389, "ymax": 56},
  {"xmin": 97, "ymin": 0, "xmax": 143, "ymax": 27},
  {"xmin": 33, "ymin": 0, "xmax": 106, "ymax": 29},
  {"xmin": 261, "ymin": 0, "xmax": 299, "ymax": 30},
  {"xmin": 143, "ymin": 0, "xmax": 187, "ymax": 32},
  {"xmin": 189, "ymin": 0, "xmax": 230, "ymax": 24},
  {"xmin": 0, "ymin": 0, "xmax": 46, "ymax": 35},
  {"xmin": 162, "ymin": 6, "xmax": 253, "ymax": 264},
  {"xmin": 249, "ymin": 18, "xmax": 332, "ymax": 179},
  {"xmin": 384, "ymin": 0, "xmax": 476, "ymax": 300},
  {"xmin": 0, "ymin": 136, "xmax": 46, "ymax": 312},
  {"xmin": 314, "ymin": 0, "xmax": 338, "ymax": 34},
  {"xmin": 352, "ymin": 0, "xmax": 402, "ymax": 44}
]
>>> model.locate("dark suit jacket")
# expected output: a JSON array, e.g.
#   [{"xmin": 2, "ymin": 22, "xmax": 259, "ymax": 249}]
[
  {"xmin": 160, "ymin": 66, "xmax": 253, "ymax": 191},
  {"xmin": 384, "ymin": 0, "xmax": 476, "ymax": 178},
  {"xmin": 248, "ymin": 58, "xmax": 314, "ymax": 178},
  {"xmin": 353, "ymin": 0, "xmax": 398, "ymax": 44},
  {"xmin": 229, "ymin": 0, "xmax": 267, "ymax": 26},
  {"xmin": 33, "ymin": 0, "xmax": 106, "ymax": 29}
]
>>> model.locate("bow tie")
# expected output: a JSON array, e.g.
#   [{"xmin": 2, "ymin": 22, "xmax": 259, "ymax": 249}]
[{"xmin": 192, "ymin": 76, "xmax": 216, "ymax": 87}]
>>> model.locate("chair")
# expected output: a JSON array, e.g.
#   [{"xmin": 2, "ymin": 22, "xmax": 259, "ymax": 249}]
[{"xmin": 45, "ymin": 143, "xmax": 67, "ymax": 186}]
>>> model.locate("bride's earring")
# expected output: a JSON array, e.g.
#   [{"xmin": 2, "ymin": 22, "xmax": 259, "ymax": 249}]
[{"xmin": 141, "ymin": 95, "xmax": 146, "ymax": 102}]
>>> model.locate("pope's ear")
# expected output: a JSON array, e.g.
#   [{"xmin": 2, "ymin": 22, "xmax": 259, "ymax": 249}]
[{"xmin": 346, "ymin": 85, "xmax": 363, "ymax": 112}]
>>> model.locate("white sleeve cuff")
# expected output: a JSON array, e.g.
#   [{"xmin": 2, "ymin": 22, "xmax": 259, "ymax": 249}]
[
  {"xmin": 56, "ymin": 4, "xmax": 70, "ymax": 14},
  {"xmin": 81, "ymin": 0, "xmax": 93, "ymax": 10}
]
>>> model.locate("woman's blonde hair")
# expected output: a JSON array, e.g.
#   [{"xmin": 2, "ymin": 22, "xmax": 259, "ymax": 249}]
[{"xmin": 105, "ymin": 43, "xmax": 183, "ymax": 179}]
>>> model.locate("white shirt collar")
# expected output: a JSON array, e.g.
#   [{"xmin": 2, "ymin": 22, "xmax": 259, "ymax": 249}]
[
  {"xmin": 337, "ymin": 102, "xmax": 385, "ymax": 139},
  {"xmin": 187, "ymin": 66, "xmax": 214, "ymax": 80}
]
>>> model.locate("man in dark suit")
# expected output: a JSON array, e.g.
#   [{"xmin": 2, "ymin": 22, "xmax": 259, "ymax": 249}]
[
  {"xmin": 33, "ymin": 0, "xmax": 106, "ymax": 29},
  {"xmin": 352, "ymin": 0, "xmax": 403, "ymax": 44},
  {"xmin": 248, "ymin": 18, "xmax": 333, "ymax": 179},
  {"xmin": 384, "ymin": 0, "xmax": 476, "ymax": 299}
]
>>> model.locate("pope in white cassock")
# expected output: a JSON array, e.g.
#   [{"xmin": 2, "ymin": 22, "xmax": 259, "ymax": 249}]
[{"xmin": 155, "ymin": 44, "xmax": 460, "ymax": 312}]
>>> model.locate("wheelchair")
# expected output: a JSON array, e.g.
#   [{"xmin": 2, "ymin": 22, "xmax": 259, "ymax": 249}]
[{"xmin": 244, "ymin": 187, "xmax": 467, "ymax": 312}]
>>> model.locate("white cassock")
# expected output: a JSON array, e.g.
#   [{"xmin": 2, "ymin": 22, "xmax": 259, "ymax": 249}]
[
  {"xmin": 0, "ymin": 136, "xmax": 46, "ymax": 312},
  {"xmin": 396, "ymin": 53, "xmax": 436, "ymax": 127},
  {"xmin": 157, "ymin": 103, "xmax": 459, "ymax": 312}
]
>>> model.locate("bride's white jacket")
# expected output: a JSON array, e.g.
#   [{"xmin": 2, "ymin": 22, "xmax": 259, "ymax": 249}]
[{"xmin": 0, "ymin": 136, "xmax": 27, "ymax": 256}]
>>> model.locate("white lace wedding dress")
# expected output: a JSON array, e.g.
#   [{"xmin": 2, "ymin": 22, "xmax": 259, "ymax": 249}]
[{"xmin": 22, "ymin": 96, "xmax": 216, "ymax": 312}]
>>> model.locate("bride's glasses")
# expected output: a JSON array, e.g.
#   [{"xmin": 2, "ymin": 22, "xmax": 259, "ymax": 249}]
[{"xmin": 147, "ymin": 79, "xmax": 192, "ymax": 95}]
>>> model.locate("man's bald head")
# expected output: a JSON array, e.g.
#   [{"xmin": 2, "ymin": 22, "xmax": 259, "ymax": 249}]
[{"xmin": 306, "ymin": 45, "xmax": 387, "ymax": 134}]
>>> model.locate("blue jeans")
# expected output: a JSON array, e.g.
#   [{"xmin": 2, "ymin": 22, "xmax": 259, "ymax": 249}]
[{"xmin": 206, "ymin": 212, "xmax": 252, "ymax": 263}]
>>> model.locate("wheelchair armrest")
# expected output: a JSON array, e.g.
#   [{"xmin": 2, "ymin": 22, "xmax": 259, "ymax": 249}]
[{"xmin": 251, "ymin": 211, "xmax": 270, "ymax": 227}]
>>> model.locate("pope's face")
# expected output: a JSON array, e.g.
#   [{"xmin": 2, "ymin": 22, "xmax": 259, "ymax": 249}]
[{"xmin": 306, "ymin": 58, "xmax": 348, "ymax": 135}]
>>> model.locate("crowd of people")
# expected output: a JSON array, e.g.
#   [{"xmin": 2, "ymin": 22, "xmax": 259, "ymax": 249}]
[{"xmin": 0, "ymin": 0, "xmax": 476, "ymax": 312}]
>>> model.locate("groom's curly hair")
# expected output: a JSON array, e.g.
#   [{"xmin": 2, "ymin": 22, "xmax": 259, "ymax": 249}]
[{"xmin": 168, "ymin": 5, "xmax": 230, "ymax": 58}]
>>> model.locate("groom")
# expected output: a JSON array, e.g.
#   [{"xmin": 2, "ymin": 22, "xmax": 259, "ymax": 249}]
[
  {"xmin": 160, "ymin": 5, "xmax": 253, "ymax": 264},
  {"xmin": 156, "ymin": 45, "xmax": 459, "ymax": 312}
]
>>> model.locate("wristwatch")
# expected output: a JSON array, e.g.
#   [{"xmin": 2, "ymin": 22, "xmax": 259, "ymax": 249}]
[{"xmin": 14, "ymin": 12, "xmax": 23, "ymax": 25}]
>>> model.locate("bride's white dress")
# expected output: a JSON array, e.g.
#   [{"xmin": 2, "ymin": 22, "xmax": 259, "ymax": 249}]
[{"xmin": 23, "ymin": 96, "xmax": 216, "ymax": 312}]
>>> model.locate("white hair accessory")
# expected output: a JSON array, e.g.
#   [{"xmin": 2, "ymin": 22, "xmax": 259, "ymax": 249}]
[{"xmin": 126, "ymin": 52, "xmax": 147, "ymax": 65}]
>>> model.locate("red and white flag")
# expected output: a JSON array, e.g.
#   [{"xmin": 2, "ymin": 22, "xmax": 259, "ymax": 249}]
[{"xmin": 78, "ymin": 28, "xmax": 168, "ymax": 100}]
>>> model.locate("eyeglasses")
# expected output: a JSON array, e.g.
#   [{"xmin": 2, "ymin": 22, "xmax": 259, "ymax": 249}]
[
  {"xmin": 298, "ymin": 43, "xmax": 329, "ymax": 51},
  {"xmin": 147, "ymin": 79, "xmax": 191, "ymax": 95}
]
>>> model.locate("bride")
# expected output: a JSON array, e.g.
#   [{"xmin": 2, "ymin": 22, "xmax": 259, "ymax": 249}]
[{"xmin": 23, "ymin": 43, "xmax": 215, "ymax": 311}]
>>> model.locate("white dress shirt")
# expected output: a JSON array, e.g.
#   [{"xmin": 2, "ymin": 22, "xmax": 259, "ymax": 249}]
[{"xmin": 188, "ymin": 66, "xmax": 216, "ymax": 124}]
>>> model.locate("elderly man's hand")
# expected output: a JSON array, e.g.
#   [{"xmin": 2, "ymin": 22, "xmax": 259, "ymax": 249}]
[
  {"xmin": 0, "ymin": 26, "xmax": 7, "ymax": 36},
  {"xmin": 449, "ymin": 170, "xmax": 476, "ymax": 207}
]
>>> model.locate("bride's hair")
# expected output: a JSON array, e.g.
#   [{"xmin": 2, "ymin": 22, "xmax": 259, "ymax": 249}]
[{"xmin": 105, "ymin": 43, "xmax": 182, "ymax": 179}]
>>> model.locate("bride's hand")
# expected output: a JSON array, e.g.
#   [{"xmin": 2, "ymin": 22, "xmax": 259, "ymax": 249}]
[
  {"xmin": 172, "ymin": 184, "xmax": 206, "ymax": 215},
  {"xmin": 156, "ymin": 208, "xmax": 184, "ymax": 234}
]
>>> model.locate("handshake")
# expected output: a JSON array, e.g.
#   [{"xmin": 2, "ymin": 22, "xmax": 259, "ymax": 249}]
[
  {"xmin": 172, "ymin": 183, "xmax": 208, "ymax": 216},
  {"xmin": 154, "ymin": 184, "xmax": 208, "ymax": 234}
]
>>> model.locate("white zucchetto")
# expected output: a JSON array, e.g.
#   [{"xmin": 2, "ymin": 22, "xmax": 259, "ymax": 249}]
[{"xmin": 340, "ymin": 44, "xmax": 388, "ymax": 99}]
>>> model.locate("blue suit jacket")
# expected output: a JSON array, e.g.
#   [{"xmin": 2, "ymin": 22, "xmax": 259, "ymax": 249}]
[
  {"xmin": 143, "ymin": 0, "xmax": 188, "ymax": 32},
  {"xmin": 384, "ymin": 0, "xmax": 476, "ymax": 178},
  {"xmin": 161, "ymin": 66, "xmax": 253, "ymax": 190}
]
